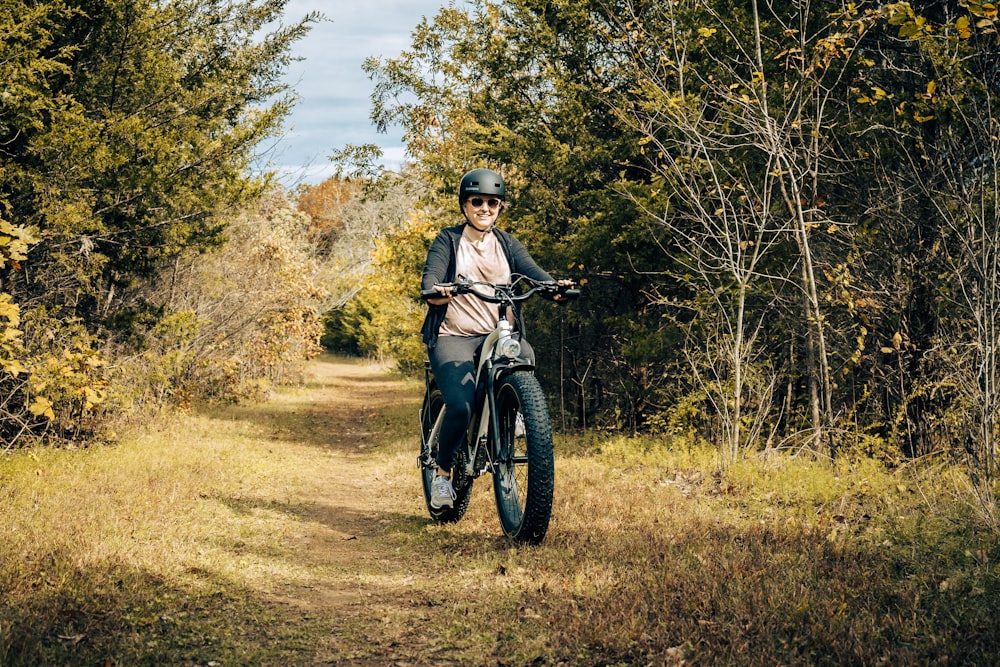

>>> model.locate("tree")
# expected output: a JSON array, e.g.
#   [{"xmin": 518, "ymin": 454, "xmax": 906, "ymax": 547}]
[
  {"xmin": 3, "ymin": 0, "xmax": 314, "ymax": 326},
  {"xmin": 859, "ymin": 1, "xmax": 1000, "ymax": 512},
  {"xmin": 299, "ymin": 172, "xmax": 423, "ymax": 313},
  {"xmin": 0, "ymin": 0, "xmax": 315, "ymax": 444},
  {"xmin": 607, "ymin": 0, "xmax": 880, "ymax": 457},
  {"xmin": 354, "ymin": 0, "xmax": 1000, "ymax": 501},
  {"xmin": 119, "ymin": 187, "xmax": 325, "ymax": 405},
  {"xmin": 296, "ymin": 177, "xmax": 360, "ymax": 254},
  {"xmin": 366, "ymin": 0, "xmax": 676, "ymax": 430}
]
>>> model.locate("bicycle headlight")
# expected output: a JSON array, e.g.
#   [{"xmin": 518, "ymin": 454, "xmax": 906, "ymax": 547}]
[{"xmin": 497, "ymin": 337, "xmax": 521, "ymax": 359}]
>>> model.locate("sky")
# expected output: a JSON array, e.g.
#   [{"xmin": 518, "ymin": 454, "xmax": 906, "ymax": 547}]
[{"xmin": 260, "ymin": 1, "xmax": 449, "ymax": 186}]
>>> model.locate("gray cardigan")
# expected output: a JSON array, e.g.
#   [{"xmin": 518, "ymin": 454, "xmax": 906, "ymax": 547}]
[{"xmin": 420, "ymin": 223, "xmax": 554, "ymax": 349}]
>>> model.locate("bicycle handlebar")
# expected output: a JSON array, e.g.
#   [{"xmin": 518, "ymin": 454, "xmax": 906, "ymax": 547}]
[{"xmin": 420, "ymin": 275, "xmax": 581, "ymax": 304}]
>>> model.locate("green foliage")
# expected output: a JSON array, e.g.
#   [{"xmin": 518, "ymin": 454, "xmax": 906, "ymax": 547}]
[
  {"xmin": 0, "ymin": 220, "xmax": 37, "ymax": 271},
  {"xmin": 0, "ymin": 294, "xmax": 24, "ymax": 377},
  {"xmin": 0, "ymin": 306, "xmax": 110, "ymax": 448},
  {"xmin": 838, "ymin": 1, "xmax": 1000, "ymax": 492},
  {"xmin": 320, "ymin": 298, "xmax": 367, "ymax": 357},
  {"xmin": 0, "ymin": 217, "xmax": 109, "ymax": 447},
  {"xmin": 1, "ymin": 0, "xmax": 313, "ymax": 324},
  {"xmin": 358, "ymin": 0, "xmax": 1000, "ymax": 503},
  {"xmin": 366, "ymin": 0, "xmax": 668, "ymax": 428},
  {"xmin": 22, "ymin": 311, "xmax": 108, "ymax": 437},
  {"xmin": 0, "ymin": 0, "xmax": 316, "ymax": 445}
]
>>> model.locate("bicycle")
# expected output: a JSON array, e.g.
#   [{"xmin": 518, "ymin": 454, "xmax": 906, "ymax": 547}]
[{"xmin": 418, "ymin": 274, "xmax": 579, "ymax": 544}]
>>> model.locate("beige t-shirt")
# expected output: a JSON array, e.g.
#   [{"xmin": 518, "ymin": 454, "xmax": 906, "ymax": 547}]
[{"xmin": 439, "ymin": 229, "xmax": 511, "ymax": 337}]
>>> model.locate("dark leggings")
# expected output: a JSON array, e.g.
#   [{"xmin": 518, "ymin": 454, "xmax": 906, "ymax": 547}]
[{"xmin": 428, "ymin": 334, "xmax": 533, "ymax": 473}]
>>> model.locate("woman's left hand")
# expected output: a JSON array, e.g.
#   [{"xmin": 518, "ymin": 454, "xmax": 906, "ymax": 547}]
[{"xmin": 553, "ymin": 279, "xmax": 575, "ymax": 301}]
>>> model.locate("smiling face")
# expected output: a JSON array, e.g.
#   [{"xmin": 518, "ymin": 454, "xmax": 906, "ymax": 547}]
[{"xmin": 462, "ymin": 195, "xmax": 503, "ymax": 232}]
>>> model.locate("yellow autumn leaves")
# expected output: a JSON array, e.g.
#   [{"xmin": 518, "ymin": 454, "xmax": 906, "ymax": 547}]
[{"xmin": 1, "ymin": 218, "xmax": 105, "ymax": 430}]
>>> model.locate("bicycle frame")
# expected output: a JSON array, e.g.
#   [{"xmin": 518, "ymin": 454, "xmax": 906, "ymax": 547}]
[
  {"xmin": 421, "ymin": 312, "xmax": 533, "ymax": 479},
  {"xmin": 470, "ymin": 315, "xmax": 535, "ymax": 477}
]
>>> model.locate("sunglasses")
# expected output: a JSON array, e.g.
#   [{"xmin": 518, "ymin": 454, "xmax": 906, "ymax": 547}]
[{"xmin": 468, "ymin": 197, "xmax": 502, "ymax": 209}]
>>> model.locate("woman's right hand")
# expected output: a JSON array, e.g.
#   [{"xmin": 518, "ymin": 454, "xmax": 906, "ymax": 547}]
[{"xmin": 427, "ymin": 284, "xmax": 453, "ymax": 306}]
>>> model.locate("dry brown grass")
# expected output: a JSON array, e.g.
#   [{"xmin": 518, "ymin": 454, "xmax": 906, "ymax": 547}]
[{"xmin": 1, "ymin": 355, "xmax": 998, "ymax": 665}]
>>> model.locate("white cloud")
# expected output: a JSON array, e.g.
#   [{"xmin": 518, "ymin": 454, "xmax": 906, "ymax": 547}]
[
  {"xmin": 261, "ymin": 0, "xmax": 446, "ymax": 184},
  {"xmin": 270, "ymin": 145, "xmax": 411, "ymax": 189}
]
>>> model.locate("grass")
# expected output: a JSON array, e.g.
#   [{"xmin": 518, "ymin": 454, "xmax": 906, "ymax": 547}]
[{"xmin": 1, "ymin": 355, "xmax": 998, "ymax": 665}]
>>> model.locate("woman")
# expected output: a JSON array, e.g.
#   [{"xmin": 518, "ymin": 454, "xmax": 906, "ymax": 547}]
[{"xmin": 420, "ymin": 168, "xmax": 569, "ymax": 509}]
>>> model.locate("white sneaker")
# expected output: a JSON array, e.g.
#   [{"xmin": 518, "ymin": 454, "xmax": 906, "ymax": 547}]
[{"xmin": 430, "ymin": 475, "xmax": 456, "ymax": 509}]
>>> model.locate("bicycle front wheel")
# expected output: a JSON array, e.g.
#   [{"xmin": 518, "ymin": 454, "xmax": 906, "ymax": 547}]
[{"xmin": 492, "ymin": 371, "xmax": 554, "ymax": 544}]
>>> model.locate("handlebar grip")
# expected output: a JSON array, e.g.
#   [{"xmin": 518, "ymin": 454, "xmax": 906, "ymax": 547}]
[
  {"xmin": 561, "ymin": 289, "xmax": 581, "ymax": 300},
  {"xmin": 422, "ymin": 283, "xmax": 471, "ymax": 300}
]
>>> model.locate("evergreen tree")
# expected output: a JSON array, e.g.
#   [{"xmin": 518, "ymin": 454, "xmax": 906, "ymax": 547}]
[{"xmin": 2, "ymin": 0, "xmax": 313, "ymax": 328}]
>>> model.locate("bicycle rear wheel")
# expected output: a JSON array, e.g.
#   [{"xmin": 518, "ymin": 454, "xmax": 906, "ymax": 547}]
[
  {"xmin": 420, "ymin": 387, "xmax": 472, "ymax": 523},
  {"xmin": 492, "ymin": 371, "xmax": 554, "ymax": 544}
]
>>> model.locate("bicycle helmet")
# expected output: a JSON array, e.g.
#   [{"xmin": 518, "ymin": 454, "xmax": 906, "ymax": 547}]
[{"xmin": 458, "ymin": 168, "xmax": 506, "ymax": 206}]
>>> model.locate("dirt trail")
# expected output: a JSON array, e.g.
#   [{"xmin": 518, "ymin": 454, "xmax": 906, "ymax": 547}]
[
  {"xmin": 278, "ymin": 356, "xmax": 420, "ymax": 556},
  {"xmin": 258, "ymin": 356, "xmax": 444, "ymax": 664}
]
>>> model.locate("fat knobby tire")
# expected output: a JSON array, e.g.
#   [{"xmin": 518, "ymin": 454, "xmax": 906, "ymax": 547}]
[{"xmin": 493, "ymin": 371, "xmax": 554, "ymax": 544}]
